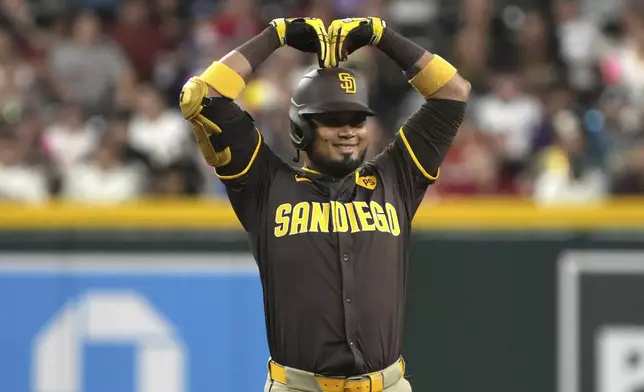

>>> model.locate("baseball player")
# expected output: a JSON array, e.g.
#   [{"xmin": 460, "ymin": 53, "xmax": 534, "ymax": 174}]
[{"xmin": 179, "ymin": 16, "xmax": 470, "ymax": 392}]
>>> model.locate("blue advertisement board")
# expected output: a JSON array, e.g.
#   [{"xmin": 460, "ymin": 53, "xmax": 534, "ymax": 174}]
[{"xmin": 0, "ymin": 253, "xmax": 269, "ymax": 392}]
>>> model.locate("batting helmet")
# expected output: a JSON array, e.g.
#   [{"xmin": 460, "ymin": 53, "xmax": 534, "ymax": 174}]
[{"xmin": 289, "ymin": 67, "xmax": 374, "ymax": 151}]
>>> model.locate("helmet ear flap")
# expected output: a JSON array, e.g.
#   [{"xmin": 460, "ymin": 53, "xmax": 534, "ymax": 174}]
[{"xmin": 290, "ymin": 113, "xmax": 314, "ymax": 151}]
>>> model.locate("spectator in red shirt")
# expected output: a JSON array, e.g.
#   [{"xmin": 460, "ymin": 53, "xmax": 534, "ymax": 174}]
[
  {"xmin": 211, "ymin": 0, "xmax": 264, "ymax": 45},
  {"xmin": 109, "ymin": 0, "xmax": 171, "ymax": 81}
]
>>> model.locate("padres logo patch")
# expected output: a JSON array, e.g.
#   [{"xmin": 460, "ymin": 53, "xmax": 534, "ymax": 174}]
[
  {"xmin": 338, "ymin": 73, "xmax": 357, "ymax": 94},
  {"xmin": 356, "ymin": 174, "xmax": 377, "ymax": 190}
]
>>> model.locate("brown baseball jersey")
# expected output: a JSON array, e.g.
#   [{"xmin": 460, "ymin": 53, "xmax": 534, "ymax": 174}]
[{"xmin": 203, "ymin": 77, "xmax": 465, "ymax": 376}]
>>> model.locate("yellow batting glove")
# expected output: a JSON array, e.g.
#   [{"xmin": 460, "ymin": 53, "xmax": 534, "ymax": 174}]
[
  {"xmin": 327, "ymin": 17, "xmax": 386, "ymax": 67},
  {"xmin": 270, "ymin": 17, "xmax": 330, "ymax": 68},
  {"xmin": 179, "ymin": 77, "xmax": 231, "ymax": 167}
]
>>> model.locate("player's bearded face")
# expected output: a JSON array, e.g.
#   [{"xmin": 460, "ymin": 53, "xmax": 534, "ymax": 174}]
[{"xmin": 308, "ymin": 112, "xmax": 369, "ymax": 177}]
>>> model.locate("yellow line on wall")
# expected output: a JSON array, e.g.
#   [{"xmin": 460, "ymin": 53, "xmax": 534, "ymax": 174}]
[{"xmin": 1, "ymin": 198, "xmax": 644, "ymax": 230}]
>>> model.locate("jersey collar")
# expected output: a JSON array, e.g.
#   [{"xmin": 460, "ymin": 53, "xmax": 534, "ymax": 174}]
[
  {"xmin": 297, "ymin": 166, "xmax": 358, "ymax": 185},
  {"xmin": 301, "ymin": 166, "xmax": 322, "ymax": 175},
  {"xmin": 294, "ymin": 166, "xmax": 326, "ymax": 183}
]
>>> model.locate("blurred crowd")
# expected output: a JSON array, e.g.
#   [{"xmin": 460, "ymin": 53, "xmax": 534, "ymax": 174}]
[{"xmin": 0, "ymin": 0, "xmax": 643, "ymax": 204}]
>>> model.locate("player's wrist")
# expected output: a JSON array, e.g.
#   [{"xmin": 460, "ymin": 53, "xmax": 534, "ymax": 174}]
[
  {"xmin": 198, "ymin": 27, "xmax": 278, "ymax": 99},
  {"xmin": 236, "ymin": 26, "xmax": 281, "ymax": 71},
  {"xmin": 376, "ymin": 28, "xmax": 426, "ymax": 75}
]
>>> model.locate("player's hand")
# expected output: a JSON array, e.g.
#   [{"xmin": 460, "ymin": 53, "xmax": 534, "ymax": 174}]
[
  {"xmin": 270, "ymin": 17, "xmax": 329, "ymax": 68},
  {"xmin": 179, "ymin": 76, "xmax": 231, "ymax": 167},
  {"xmin": 327, "ymin": 17, "xmax": 386, "ymax": 67}
]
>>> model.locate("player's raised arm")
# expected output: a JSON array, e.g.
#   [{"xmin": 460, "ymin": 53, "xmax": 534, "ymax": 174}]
[
  {"xmin": 328, "ymin": 18, "xmax": 471, "ymax": 183},
  {"xmin": 179, "ymin": 17, "xmax": 329, "ymax": 181},
  {"xmin": 178, "ymin": 17, "xmax": 329, "ymax": 231}
]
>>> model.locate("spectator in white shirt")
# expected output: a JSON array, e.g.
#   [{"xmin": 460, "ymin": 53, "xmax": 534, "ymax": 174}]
[
  {"xmin": 599, "ymin": 0, "xmax": 644, "ymax": 111},
  {"xmin": 61, "ymin": 140, "xmax": 147, "ymax": 204},
  {"xmin": 42, "ymin": 103, "xmax": 98, "ymax": 172},
  {"xmin": 554, "ymin": 0, "xmax": 602, "ymax": 93},
  {"xmin": 128, "ymin": 83, "xmax": 191, "ymax": 168},
  {"xmin": 475, "ymin": 73, "xmax": 543, "ymax": 163}
]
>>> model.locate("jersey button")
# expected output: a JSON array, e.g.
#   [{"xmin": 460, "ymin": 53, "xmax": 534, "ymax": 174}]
[
  {"xmin": 349, "ymin": 339, "xmax": 354, "ymax": 346},
  {"xmin": 342, "ymin": 253, "xmax": 349, "ymax": 261},
  {"xmin": 345, "ymin": 297, "xmax": 351, "ymax": 303}
]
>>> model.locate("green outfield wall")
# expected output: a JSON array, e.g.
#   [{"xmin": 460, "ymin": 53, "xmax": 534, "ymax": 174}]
[{"xmin": 2, "ymin": 227, "xmax": 644, "ymax": 391}]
